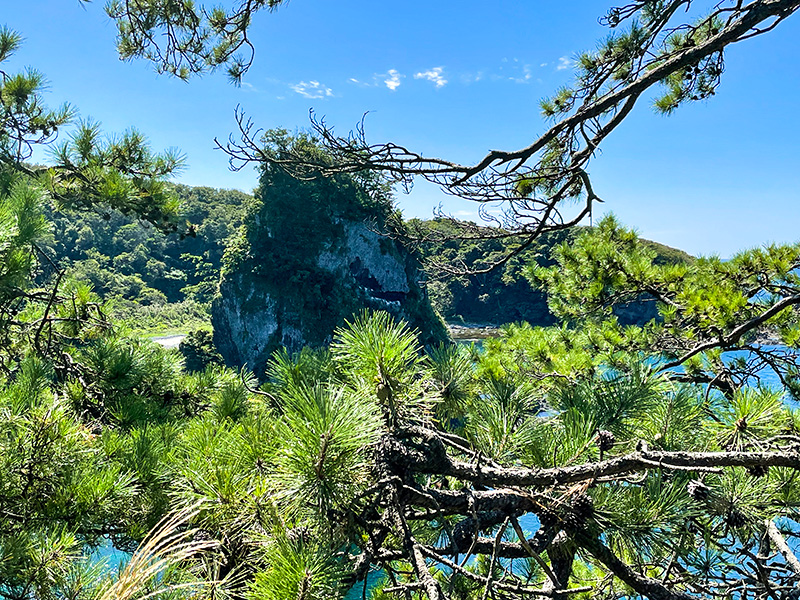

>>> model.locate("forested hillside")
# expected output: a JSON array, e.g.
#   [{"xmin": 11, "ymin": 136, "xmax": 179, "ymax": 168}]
[
  {"xmin": 42, "ymin": 186, "xmax": 693, "ymax": 333},
  {"xmin": 412, "ymin": 218, "xmax": 694, "ymax": 325},
  {"xmin": 41, "ymin": 184, "xmax": 254, "ymax": 330}
]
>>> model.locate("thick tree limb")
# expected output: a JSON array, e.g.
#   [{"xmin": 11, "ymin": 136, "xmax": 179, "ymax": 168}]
[{"xmin": 396, "ymin": 443, "xmax": 800, "ymax": 487}]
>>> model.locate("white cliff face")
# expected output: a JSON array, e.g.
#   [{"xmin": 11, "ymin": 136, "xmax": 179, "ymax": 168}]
[
  {"xmin": 212, "ymin": 221, "xmax": 446, "ymax": 376},
  {"xmin": 211, "ymin": 274, "xmax": 280, "ymax": 368},
  {"xmin": 339, "ymin": 223, "xmax": 410, "ymax": 293},
  {"xmin": 317, "ymin": 223, "xmax": 410, "ymax": 300}
]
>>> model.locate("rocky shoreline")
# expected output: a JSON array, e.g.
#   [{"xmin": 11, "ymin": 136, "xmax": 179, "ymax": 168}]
[{"xmin": 752, "ymin": 330, "xmax": 783, "ymax": 346}]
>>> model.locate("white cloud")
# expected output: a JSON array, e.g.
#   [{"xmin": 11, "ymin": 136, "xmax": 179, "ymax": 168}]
[
  {"xmin": 384, "ymin": 69, "xmax": 403, "ymax": 91},
  {"xmin": 414, "ymin": 67, "xmax": 448, "ymax": 88},
  {"xmin": 347, "ymin": 70, "xmax": 404, "ymax": 90},
  {"xmin": 347, "ymin": 77, "xmax": 373, "ymax": 88},
  {"xmin": 461, "ymin": 71, "xmax": 485, "ymax": 84},
  {"xmin": 290, "ymin": 80, "xmax": 334, "ymax": 99},
  {"xmin": 511, "ymin": 64, "xmax": 534, "ymax": 83},
  {"xmin": 556, "ymin": 56, "xmax": 572, "ymax": 71}
]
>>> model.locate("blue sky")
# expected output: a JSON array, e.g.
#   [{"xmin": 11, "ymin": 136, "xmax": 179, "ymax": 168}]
[{"xmin": 4, "ymin": 1, "xmax": 800, "ymax": 257}]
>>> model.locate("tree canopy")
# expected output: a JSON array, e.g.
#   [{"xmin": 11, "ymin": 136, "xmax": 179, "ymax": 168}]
[{"xmin": 78, "ymin": 0, "xmax": 288, "ymax": 82}]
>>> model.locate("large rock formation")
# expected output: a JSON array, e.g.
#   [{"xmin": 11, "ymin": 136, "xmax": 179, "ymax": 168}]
[
  {"xmin": 211, "ymin": 136, "xmax": 447, "ymax": 375},
  {"xmin": 212, "ymin": 220, "xmax": 446, "ymax": 373}
]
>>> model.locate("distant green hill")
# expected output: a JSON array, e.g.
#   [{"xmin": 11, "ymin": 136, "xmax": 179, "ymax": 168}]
[
  {"xmin": 410, "ymin": 218, "xmax": 694, "ymax": 326},
  {"xmin": 42, "ymin": 184, "xmax": 254, "ymax": 331}
]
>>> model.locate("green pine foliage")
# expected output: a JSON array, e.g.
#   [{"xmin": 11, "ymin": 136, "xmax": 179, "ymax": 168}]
[
  {"xmin": 5, "ymin": 3, "xmax": 800, "ymax": 597},
  {"xmin": 0, "ymin": 178, "xmax": 48, "ymax": 302},
  {"xmin": 523, "ymin": 215, "xmax": 800, "ymax": 394},
  {"xmin": 4, "ymin": 271, "xmax": 800, "ymax": 599},
  {"xmin": 0, "ymin": 27, "xmax": 253, "ymax": 598},
  {"xmin": 250, "ymin": 535, "xmax": 348, "ymax": 600},
  {"xmin": 271, "ymin": 382, "xmax": 382, "ymax": 522},
  {"xmin": 101, "ymin": 0, "xmax": 288, "ymax": 82},
  {"xmin": 1, "ymin": 25, "xmax": 183, "ymax": 229}
]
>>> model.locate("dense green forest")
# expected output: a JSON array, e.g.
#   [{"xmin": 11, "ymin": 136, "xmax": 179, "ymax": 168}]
[
  {"xmin": 5, "ymin": 2, "xmax": 800, "ymax": 600},
  {"xmin": 412, "ymin": 218, "xmax": 694, "ymax": 326},
  {"xmin": 41, "ymin": 184, "xmax": 253, "ymax": 332}
]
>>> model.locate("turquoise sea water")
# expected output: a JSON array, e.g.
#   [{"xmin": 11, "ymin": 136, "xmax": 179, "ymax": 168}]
[
  {"xmin": 87, "ymin": 540, "xmax": 131, "ymax": 577},
  {"xmin": 680, "ymin": 345, "xmax": 796, "ymax": 400}
]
